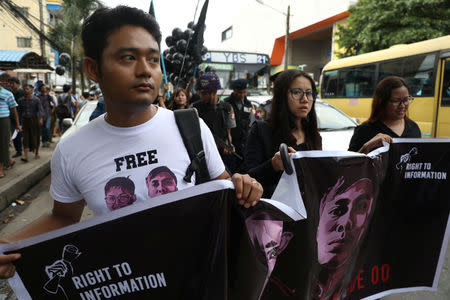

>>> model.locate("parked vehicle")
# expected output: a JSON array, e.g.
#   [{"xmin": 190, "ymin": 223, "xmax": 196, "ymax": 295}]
[
  {"xmin": 248, "ymin": 97, "xmax": 358, "ymax": 151},
  {"xmin": 61, "ymin": 100, "xmax": 98, "ymax": 139},
  {"xmin": 61, "ymin": 99, "xmax": 357, "ymax": 151}
]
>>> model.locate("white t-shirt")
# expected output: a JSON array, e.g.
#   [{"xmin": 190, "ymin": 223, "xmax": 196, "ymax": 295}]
[{"xmin": 50, "ymin": 107, "xmax": 225, "ymax": 216}]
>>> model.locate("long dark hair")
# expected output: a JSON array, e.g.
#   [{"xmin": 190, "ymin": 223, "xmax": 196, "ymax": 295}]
[
  {"xmin": 168, "ymin": 88, "xmax": 190, "ymax": 110},
  {"xmin": 368, "ymin": 76, "xmax": 410, "ymax": 123},
  {"xmin": 268, "ymin": 69, "xmax": 321, "ymax": 151}
]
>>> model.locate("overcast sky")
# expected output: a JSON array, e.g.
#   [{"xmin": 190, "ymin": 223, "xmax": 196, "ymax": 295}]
[{"xmin": 104, "ymin": 0, "xmax": 238, "ymax": 50}]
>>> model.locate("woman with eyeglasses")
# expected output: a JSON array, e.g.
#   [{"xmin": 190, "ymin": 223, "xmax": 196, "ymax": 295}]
[
  {"xmin": 349, "ymin": 76, "xmax": 421, "ymax": 153},
  {"xmin": 242, "ymin": 69, "xmax": 322, "ymax": 198}
]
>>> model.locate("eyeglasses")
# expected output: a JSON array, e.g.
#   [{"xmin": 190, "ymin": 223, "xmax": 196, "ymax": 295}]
[
  {"xmin": 289, "ymin": 88, "xmax": 315, "ymax": 102},
  {"xmin": 105, "ymin": 194, "xmax": 132, "ymax": 205},
  {"xmin": 389, "ymin": 96, "xmax": 414, "ymax": 106}
]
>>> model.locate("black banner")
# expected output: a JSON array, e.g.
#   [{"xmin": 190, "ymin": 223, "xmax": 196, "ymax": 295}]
[
  {"xmin": 262, "ymin": 139, "xmax": 450, "ymax": 300},
  {"xmin": 2, "ymin": 140, "xmax": 449, "ymax": 300},
  {"xmin": 3, "ymin": 181, "xmax": 295, "ymax": 300}
]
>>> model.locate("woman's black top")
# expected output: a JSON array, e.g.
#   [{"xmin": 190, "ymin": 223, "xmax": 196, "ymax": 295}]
[
  {"xmin": 348, "ymin": 119, "xmax": 421, "ymax": 152},
  {"xmin": 242, "ymin": 121, "xmax": 308, "ymax": 198}
]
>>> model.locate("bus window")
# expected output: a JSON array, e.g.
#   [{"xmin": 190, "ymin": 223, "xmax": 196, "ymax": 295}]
[
  {"xmin": 442, "ymin": 61, "xmax": 450, "ymax": 107},
  {"xmin": 379, "ymin": 59, "xmax": 403, "ymax": 80},
  {"xmin": 403, "ymin": 54, "xmax": 435, "ymax": 97},
  {"xmin": 338, "ymin": 65, "xmax": 376, "ymax": 98},
  {"xmin": 322, "ymin": 70, "xmax": 338, "ymax": 98}
]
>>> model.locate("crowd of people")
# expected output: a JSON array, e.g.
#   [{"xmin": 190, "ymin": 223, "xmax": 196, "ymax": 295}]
[
  {"xmin": 0, "ymin": 5, "xmax": 423, "ymax": 293},
  {"xmin": 0, "ymin": 78, "xmax": 99, "ymax": 178}
]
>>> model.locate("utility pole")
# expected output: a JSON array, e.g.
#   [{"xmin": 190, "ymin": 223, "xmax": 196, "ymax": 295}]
[
  {"xmin": 38, "ymin": 0, "xmax": 45, "ymax": 57},
  {"xmin": 38, "ymin": 0, "xmax": 48, "ymax": 83},
  {"xmin": 284, "ymin": 5, "xmax": 290, "ymax": 71}
]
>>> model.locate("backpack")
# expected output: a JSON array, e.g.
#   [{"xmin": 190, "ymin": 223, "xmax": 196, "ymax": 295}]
[
  {"xmin": 56, "ymin": 94, "xmax": 72, "ymax": 119},
  {"xmin": 55, "ymin": 102, "xmax": 71, "ymax": 119},
  {"xmin": 174, "ymin": 108, "xmax": 210, "ymax": 185}
]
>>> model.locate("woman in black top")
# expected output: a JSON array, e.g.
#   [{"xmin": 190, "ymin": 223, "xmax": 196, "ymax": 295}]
[
  {"xmin": 242, "ymin": 70, "xmax": 322, "ymax": 198},
  {"xmin": 349, "ymin": 76, "xmax": 421, "ymax": 153}
]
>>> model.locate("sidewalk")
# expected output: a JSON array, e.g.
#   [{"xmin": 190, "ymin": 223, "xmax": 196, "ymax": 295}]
[{"xmin": 0, "ymin": 137, "xmax": 59, "ymax": 212}]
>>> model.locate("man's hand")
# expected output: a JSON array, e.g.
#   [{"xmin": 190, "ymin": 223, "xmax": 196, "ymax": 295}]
[
  {"xmin": 223, "ymin": 144, "xmax": 235, "ymax": 155},
  {"xmin": 231, "ymin": 174, "xmax": 263, "ymax": 208},
  {"xmin": 0, "ymin": 253, "xmax": 21, "ymax": 279}
]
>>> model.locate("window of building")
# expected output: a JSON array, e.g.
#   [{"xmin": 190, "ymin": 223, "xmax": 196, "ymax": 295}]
[
  {"xmin": 17, "ymin": 37, "xmax": 32, "ymax": 48},
  {"xmin": 221, "ymin": 27, "xmax": 232, "ymax": 42},
  {"xmin": 16, "ymin": 7, "xmax": 29, "ymax": 18}
]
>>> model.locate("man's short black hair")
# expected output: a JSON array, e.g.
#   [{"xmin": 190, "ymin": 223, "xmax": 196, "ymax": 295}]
[
  {"xmin": 8, "ymin": 77, "xmax": 20, "ymax": 84},
  {"xmin": 82, "ymin": 5, "xmax": 162, "ymax": 67},
  {"xmin": 63, "ymin": 84, "xmax": 72, "ymax": 93},
  {"xmin": 82, "ymin": 91, "xmax": 90, "ymax": 98},
  {"xmin": 105, "ymin": 177, "xmax": 135, "ymax": 195},
  {"xmin": 146, "ymin": 166, "xmax": 177, "ymax": 185}
]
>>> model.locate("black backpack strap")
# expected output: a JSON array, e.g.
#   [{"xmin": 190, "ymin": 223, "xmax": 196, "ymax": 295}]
[{"xmin": 174, "ymin": 108, "xmax": 211, "ymax": 185}]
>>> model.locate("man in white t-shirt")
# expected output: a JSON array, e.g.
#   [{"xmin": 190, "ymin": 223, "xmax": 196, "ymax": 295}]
[{"xmin": 0, "ymin": 5, "xmax": 263, "ymax": 278}]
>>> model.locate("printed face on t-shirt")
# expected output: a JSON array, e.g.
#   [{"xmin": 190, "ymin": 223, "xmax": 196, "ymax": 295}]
[
  {"xmin": 105, "ymin": 186, "xmax": 136, "ymax": 211},
  {"xmin": 146, "ymin": 172, "xmax": 178, "ymax": 198}
]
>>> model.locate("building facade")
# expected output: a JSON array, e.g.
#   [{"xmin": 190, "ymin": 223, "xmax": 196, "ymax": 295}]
[
  {"xmin": 206, "ymin": 0, "xmax": 357, "ymax": 81},
  {"xmin": 0, "ymin": 0, "xmax": 62, "ymax": 81}
]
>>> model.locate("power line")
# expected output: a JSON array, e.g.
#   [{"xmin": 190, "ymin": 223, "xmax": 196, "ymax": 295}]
[
  {"xmin": 1, "ymin": 4, "xmax": 42, "ymax": 39},
  {"xmin": 0, "ymin": 0, "xmax": 62, "ymax": 51},
  {"xmin": 0, "ymin": 9, "xmax": 33, "ymax": 36}
]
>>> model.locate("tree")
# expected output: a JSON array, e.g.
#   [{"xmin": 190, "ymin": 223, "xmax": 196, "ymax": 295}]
[
  {"xmin": 335, "ymin": 0, "xmax": 450, "ymax": 58},
  {"xmin": 49, "ymin": 0, "xmax": 103, "ymax": 91}
]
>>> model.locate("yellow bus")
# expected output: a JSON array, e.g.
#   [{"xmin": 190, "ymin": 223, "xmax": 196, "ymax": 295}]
[{"xmin": 320, "ymin": 35, "xmax": 450, "ymax": 138}]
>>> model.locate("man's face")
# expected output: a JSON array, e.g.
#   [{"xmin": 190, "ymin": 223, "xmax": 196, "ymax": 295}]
[
  {"xmin": 233, "ymin": 89, "xmax": 247, "ymax": 101},
  {"xmin": 95, "ymin": 25, "xmax": 162, "ymax": 109},
  {"xmin": 316, "ymin": 179, "xmax": 373, "ymax": 268},
  {"xmin": 146, "ymin": 172, "xmax": 178, "ymax": 198},
  {"xmin": 105, "ymin": 186, "xmax": 136, "ymax": 211},
  {"xmin": 23, "ymin": 85, "xmax": 33, "ymax": 96},
  {"xmin": 9, "ymin": 82, "xmax": 20, "ymax": 91},
  {"xmin": 40, "ymin": 86, "xmax": 47, "ymax": 95},
  {"xmin": 198, "ymin": 90, "xmax": 217, "ymax": 104}
]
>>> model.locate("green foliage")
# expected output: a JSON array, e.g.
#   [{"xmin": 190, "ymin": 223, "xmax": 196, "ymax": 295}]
[
  {"xmin": 48, "ymin": 0, "xmax": 103, "ymax": 89},
  {"xmin": 335, "ymin": 0, "xmax": 450, "ymax": 58}
]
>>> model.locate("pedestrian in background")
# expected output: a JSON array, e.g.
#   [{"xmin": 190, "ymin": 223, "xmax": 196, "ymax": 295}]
[
  {"xmin": 224, "ymin": 78, "xmax": 255, "ymax": 173},
  {"xmin": 48, "ymin": 86, "xmax": 58, "ymax": 141},
  {"xmin": 0, "ymin": 83, "xmax": 21, "ymax": 178},
  {"xmin": 191, "ymin": 73, "xmax": 237, "ymax": 172},
  {"xmin": 242, "ymin": 69, "xmax": 322, "ymax": 198},
  {"xmin": 7, "ymin": 77, "xmax": 23, "ymax": 157},
  {"xmin": 56, "ymin": 84, "xmax": 77, "ymax": 134},
  {"xmin": 167, "ymin": 87, "xmax": 191, "ymax": 110},
  {"xmin": 348, "ymin": 76, "xmax": 421, "ymax": 153},
  {"xmin": 38, "ymin": 85, "xmax": 55, "ymax": 148},
  {"xmin": 17, "ymin": 82, "xmax": 44, "ymax": 162}
]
